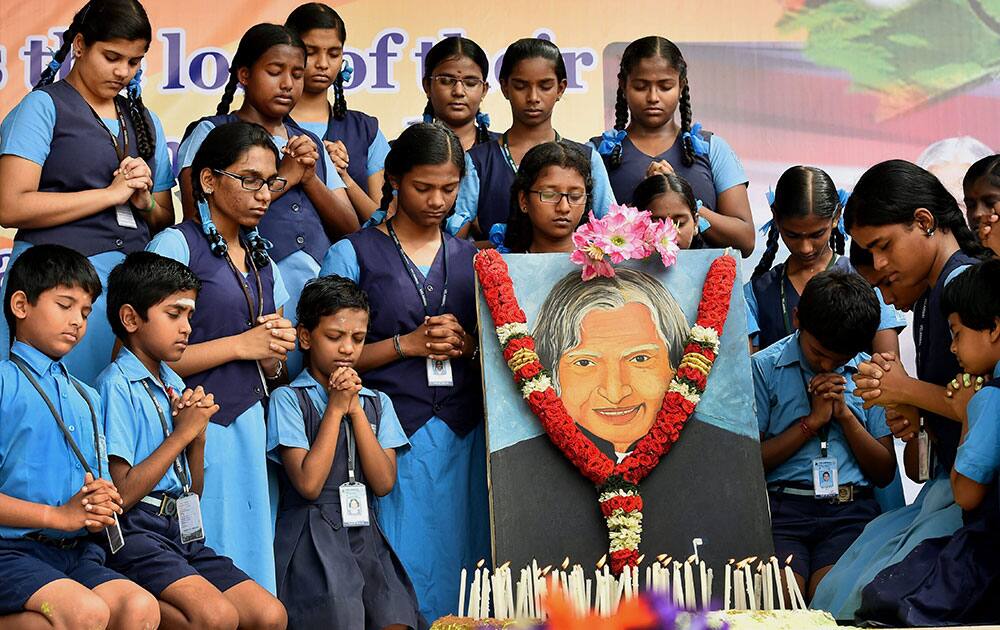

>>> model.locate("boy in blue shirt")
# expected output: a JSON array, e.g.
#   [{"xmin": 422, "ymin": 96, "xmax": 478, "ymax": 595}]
[
  {"xmin": 0, "ymin": 245, "xmax": 159, "ymax": 629},
  {"xmin": 98, "ymin": 251, "xmax": 287, "ymax": 629},
  {"xmin": 753, "ymin": 269, "xmax": 897, "ymax": 602}
]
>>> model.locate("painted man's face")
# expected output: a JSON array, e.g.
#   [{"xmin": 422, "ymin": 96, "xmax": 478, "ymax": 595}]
[{"xmin": 557, "ymin": 302, "xmax": 674, "ymax": 452}]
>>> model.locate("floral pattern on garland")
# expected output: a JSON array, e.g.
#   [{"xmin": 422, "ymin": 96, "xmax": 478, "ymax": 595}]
[{"xmin": 474, "ymin": 249, "xmax": 737, "ymax": 574}]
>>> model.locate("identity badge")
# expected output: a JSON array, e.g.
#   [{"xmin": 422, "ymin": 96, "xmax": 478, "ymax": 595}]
[
  {"xmin": 426, "ymin": 358, "xmax": 454, "ymax": 387},
  {"xmin": 106, "ymin": 512, "xmax": 125, "ymax": 554},
  {"xmin": 812, "ymin": 457, "xmax": 839, "ymax": 498},
  {"xmin": 115, "ymin": 205, "xmax": 138, "ymax": 229},
  {"xmin": 176, "ymin": 492, "xmax": 205, "ymax": 544},
  {"xmin": 339, "ymin": 482, "xmax": 370, "ymax": 527}
]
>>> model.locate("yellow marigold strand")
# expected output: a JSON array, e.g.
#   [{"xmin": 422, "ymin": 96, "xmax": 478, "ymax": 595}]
[{"xmin": 507, "ymin": 348, "xmax": 540, "ymax": 373}]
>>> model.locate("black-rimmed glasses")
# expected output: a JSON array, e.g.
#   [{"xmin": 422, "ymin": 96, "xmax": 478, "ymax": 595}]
[
  {"xmin": 529, "ymin": 189, "xmax": 588, "ymax": 206},
  {"xmin": 214, "ymin": 169, "xmax": 288, "ymax": 193}
]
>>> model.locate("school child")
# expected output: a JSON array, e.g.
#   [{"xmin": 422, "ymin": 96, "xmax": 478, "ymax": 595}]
[
  {"xmin": 754, "ymin": 270, "xmax": 896, "ymax": 601},
  {"xmin": 745, "ymin": 165, "xmax": 906, "ymax": 354},
  {"xmin": 0, "ymin": 244, "xmax": 159, "ymax": 629},
  {"xmin": 497, "ymin": 141, "xmax": 592, "ymax": 254},
  {"xmin": 859, "ymin": 259, "xmax": 1000, "ymax": 625},
  {"xmin": 178, "ymin": 22, "xmax": 358, "ymax": 377},
  {"xmin": 421, "ymin": 36, "xmax": 496, "ymax": 152},
  {"xmin": 447, "ymin": 37, "xmax": 615, "ymax": 240},
  {"xmin": 285, "ymin": 3, "xmax": 391, "ymax": 217},
  {"xmin": 148, "ymin": 121, "xmax": 297, "ymax": 593},
  {"xmin": 320, "ymin": 123, "xmax": 488, "ymax": 622},
  {"xmin": 966, "ymin": 155, "xmax": 1000, "ymax": 256},
  {"xmin": 632, "ymin": 172, "xmax": 705, "ymax": 250},
  {"xmin": 811, "ymin": 159, "xmax": 992, "ymax": 620},
  {"xmin": 98, "ymin": 251, "xmax": 287, "ymax": 629},
  {"xmin": 591, "ymin": 36, "xmax": 754, "ymax": 255},
  {"xmin": 269, "ymin": 275, "xmax": 424, "ymax": 629},
  {"xmin": 0, "ymin": 0, "xmax": 176, "ymax": 385}
]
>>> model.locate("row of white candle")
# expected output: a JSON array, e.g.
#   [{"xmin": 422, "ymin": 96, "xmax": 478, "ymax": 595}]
[{"xmin": 457, "ymin": 553, "xmax": 808, "ymax": 619}]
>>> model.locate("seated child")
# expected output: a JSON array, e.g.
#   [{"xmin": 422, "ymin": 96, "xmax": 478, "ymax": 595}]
[
  {"xmin": 753, "ymin": 269, "xmax": 897, "ymax": 601},
  {"xmin": 268, "ymin": 275, "xmax": 424, "ymax": 629},
  {"xmin": 859, "ymin": 259, "xmax": 1000, "ymax": 626},
  {"xmin": 98, "ymin": 251, "xmax": 287, "ymax": 629},
  {"xmin": 0, "ymin": 245, "xmax": 159, "ymax": 629},
  {"xmin": 632, "ymin": 172, "xmax": 706, "ymax": 249}
]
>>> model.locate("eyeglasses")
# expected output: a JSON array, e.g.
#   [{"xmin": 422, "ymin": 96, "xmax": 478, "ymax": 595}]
[
  {"xmin": 429, "ymin": 75, "xmax": 486, "ymax": 90},
  {"xmin": 529, "ymin": 190, "xmax": 588, "ymax": 206},
  {"xmin": 213, "ymin": 169, "xmax": 288, "ymax": 193}
]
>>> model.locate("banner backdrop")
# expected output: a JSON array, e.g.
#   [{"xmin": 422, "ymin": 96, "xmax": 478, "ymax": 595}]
[{"xmin": 2, "ymin": 0, "xmax": 999, "ymax": 269}]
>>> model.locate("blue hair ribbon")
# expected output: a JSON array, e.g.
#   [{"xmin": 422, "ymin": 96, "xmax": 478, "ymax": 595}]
[
  {"xmin": 422, "ymin": 112, "xmax": 434, "ymax": 124},
  {"xmin": 759, "ymin": 188, "xmax": 776, "ymax": 235},
  {"xmin": 476, "ymin": 111, "xmax": 491, "ymax": 129},
  {"xmin": 489, "ymin": 223, "xmax": 510, "ymax": 253},
  {"xmin": 365, "ymin": 208, "xmax": 387, "ymax": 228},
  {"xmin": 596, "ymin": 129, "xmax": 627, "ymax": 157},
  {"xmin": 835, "ymin": 188, "xmax": 849, "ymax": 235},
  {"xmin": 683, "ymin": 122, "xmax": 710, "ymax": 157},
  {"xmin": 243, "ymin": 229, "xmax": 273, "ymax": 250},
  {"xmin": 46, "ymin": 58, "xmax": 61, "ymax": 74},
  {"xmin": 127, "ymin": 68, "xmax": 143, "ymax": 99},
  {"xmin": 340, "ymin": 57, "xmax": 354, "ymax": 83}
]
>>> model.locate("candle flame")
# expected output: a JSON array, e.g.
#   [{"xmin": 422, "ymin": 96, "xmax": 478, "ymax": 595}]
[
  {"xmin": 476, "ymin": 559, "xmax": 485, "ymax": 568},
  {"xmin": 785, "ymin": 554, "xmax": 794, "ymax": 565},
  {"xmin": 562, "ymin": 557, "xmax": 569, "ymax": 570},
  {"xmin": 597, "ymin": 555, "xmax": 606, "ymax": 569}
]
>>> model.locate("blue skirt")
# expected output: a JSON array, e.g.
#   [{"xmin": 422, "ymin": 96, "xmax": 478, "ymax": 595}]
[
  {"xmin": 377, "ymin": 418, "xmax": 490, "ymax": 622},
  {"xmin": 275, "ymin": 250, "xmax": 319, "ymax": 379},
  {"xmin": 201, "ymin": 401, "xmax": 277, "ymax": 594},
  {"xmin": 810, "ymin": 476, "xmax": 963, "ymax": 620},
  {"xmin": 0, "ymin": 243, "xmax": 123, "ymax": 386}
]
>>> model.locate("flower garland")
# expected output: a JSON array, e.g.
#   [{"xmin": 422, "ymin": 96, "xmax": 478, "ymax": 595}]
[
  {"xmin": 475, "ymin": 249, "xmax": 736, "ymax": 575},
  {"xmin": 569, "ymin": 204, "xmax": 679, "ymax": 281}
]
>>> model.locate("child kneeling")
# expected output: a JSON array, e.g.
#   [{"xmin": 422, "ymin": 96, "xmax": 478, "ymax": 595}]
[
  {"xmin": 99, "ymin": 252, "xmax": 286, "ymax": 629},
  {"xmin": 753, "ymin": 269, "xmax": 896, "ymax": 602},
  {"xmin": 268, "ymin": 275, "xmax": 424, "ymax": 629}
]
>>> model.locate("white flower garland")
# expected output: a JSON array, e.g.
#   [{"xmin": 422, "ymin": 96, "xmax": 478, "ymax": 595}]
[
  {"xmin": 520, "ymin": 374, "xmax": 552, "ymax": 399},
  {"xmin": 689, "ymin": 325, "xmax": 721, "ymax": 351},
  {"xmin": 496, "ymin": 322, "xmax": 530, "ymax": 346},
  {"xmin": 668, "ymin": 381, "xmax": 702, "ymax": 406}
]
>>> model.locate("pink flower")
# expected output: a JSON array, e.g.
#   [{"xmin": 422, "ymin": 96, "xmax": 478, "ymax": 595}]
[
  {"xmin": 570, "ymin": 213, "xmax": 617, "ymax": 281},
  {"xmin": 646, "ymin": 218, "xmax": 680, "ymax": 268},
  {"xmin": 594, "ymin": 205, "xmax": 653, "ymax": 263}
]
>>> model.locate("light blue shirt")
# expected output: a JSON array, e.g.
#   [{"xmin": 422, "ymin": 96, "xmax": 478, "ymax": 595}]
[
  {"xmin": 705, "ymin": 133, "xmax": 747, "ymax": 194},
  {"xmin": 178, "ymin": 119, "xmax": 346, "ymax": 190},
  {"xmin": 0, "ymin": 341, "xmax": 107, "ymax": 539},
  {"xmin": 954, "ymin": 361, "xmax": 1000, "ymax": 485},
  {"xmin": 446, "ymin": 144, "xmax": 616, "ymax": 235},
  {"xmin": 0, "ymin": 88, "xmax": 175, "ymax": 192},
  {"xmin": 145, "ymin": 226, "xmax": 290, "ymax": 311},
  {"xmin": 320, "ymin": 238, "xmax": 361, "ymax": 282},
  {"xmin": 753, "ymin": 332, "xmax": 891, "ymax": 486},
  {"xmin": 97, "ymin": 346, "xmax": 189, "ymax": 497},
  {"xmin": 296, "ymin": 121, "xmax": 391, "ymax": 178},
  {"xmin": 267, "ymin": 369, "xmax": 408, "ymax": 464}
]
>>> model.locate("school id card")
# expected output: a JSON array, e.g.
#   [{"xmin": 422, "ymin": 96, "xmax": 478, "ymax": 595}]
[
  {"xmin": 812, "ymin": 457, "xmax": 839, "ymax": 498},
  {"xmin": 106, "ymin": 513, "xmax": 125, "ymax": 554},
  {"xmin": 115, "ymin": 204, "xmax": 138, "ymax": 229},
  {"xmin": 176, "ymin": 492, "xmax": 205, "ymax": 544},
  {"xmin": 427, "ymin": 358, "xmax": 454, "ymax": 387},
  {"xmin": 917, "ymin": 429, "xmax": 931, "ymax": 482},
  {"xmin": 339, "ymin": 482, "xmax": 370, "ymax": 527}
]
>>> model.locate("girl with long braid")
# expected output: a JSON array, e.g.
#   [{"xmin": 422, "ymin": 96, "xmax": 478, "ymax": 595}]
[
  {"xmin": 0, "ymin": 0, "xmax": 176, "ymax": 385},
  {"xmin": 447, "ymin": 38, "xmax": 615, "ymax": 240},
  {"xmin": 178, "ymin": 23, "xmax": 359, "ymax": 377},
  {"xmin": 591, "ymin": 36, "xmax": 755, "ymax": 255},
  {"xmin": 745, "ymin": 165, "xmax": 906, "ymax": 354},
  {"xmin": 421, "ymin": 36, "xmax": 496, "ymax": 152},
  {"xmin": 285, "ymin": 2, "xmax": 391, "ymax": 221},
  {"xmin": 320, "ymin": 123, "xmax": 487, "ymax": 621},
  {"xmin": 148, "ymin": 122, "xmax": 297, "ymax": 594}
]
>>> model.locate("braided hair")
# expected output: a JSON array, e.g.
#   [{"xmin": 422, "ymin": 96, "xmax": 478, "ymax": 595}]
[
  {"xmin": 189, "ymin": 122, "xmax": 279, "ymax": 268},
  {"xmin": 285, "ymin": 2, "xmax": 348, "ymax": 120},
  {"xmin": 216, "ymin": 24, "xmax": 306, "ymax": 116},
  {"xmin": 610, "ymin": 36, "xmax": 693, "ymax": 170},
  {"xmin": 379, "ymin": 122, "xmax": 465, "ymax": 216},
  {"xmin": 503, "ymin": 141, "xmax": 593, "ymax": 253},
  {"xmin": 36, "ymin": 0, "xmax": 155, "ymax": 160},
  {"xmin": 846, "ymin": 159, "xmax": 991, "ymax": 260},
  {"xmin": 752, "ymin": 165, "xmax": 846, "ymax": 280},
  {"xmin": 422, "ymin": 36, "xmax": 492, "ymax": 145}
]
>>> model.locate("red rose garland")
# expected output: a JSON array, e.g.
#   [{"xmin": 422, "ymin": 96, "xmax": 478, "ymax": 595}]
[{"xmin": 475, "ymin": 250, "xmax": 737, "ymax": 574}]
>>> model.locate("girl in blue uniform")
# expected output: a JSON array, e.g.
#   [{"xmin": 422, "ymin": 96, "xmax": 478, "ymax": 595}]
[
  {"xmin": 178, "ymin": 23, "xmax": 359, "ymax": 377},
  {"xmin": 746, "ymin": 165, "xmax": 906, "ymax": 355},
  {"xmin": 148, "ymin": 122, "xmax": 297, "ymax": 593},
  {"xmin": 320, "ymin": 123, "xmax": 487, "ymax": 622},
  {"xmin": 448, "ymin": 37, "xmax": 615, "ymax": 240},
  {"xmin": 591, "ymin": 36, "xmax": 754, "ymax": 255},
  {"xmin": 632, "ymin": 173, "xmax": 705, "ymax": 250},
  {"xmin": 0, "ymin": 0, "xmax": 175, "ymax": 385},
  {"xmin": 858, "ymin": 259, "xmax": 1000, "ymax": 625},
  {"xmin": 810, "ymin": 159, "xmax": 991, "ymax": 621},
  {"xmin": 285, "ymin": 3, "xmax": 391, "ymax": 219},
  {"xmin": 421, "ymin": 36, "xmax": 496, "ymax": 152},
  {"xmin": 498, "ymin": 141, "xmax": 592, "ymax": 254}
]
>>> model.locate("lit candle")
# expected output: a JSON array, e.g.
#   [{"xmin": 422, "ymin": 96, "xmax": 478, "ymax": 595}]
[
  {"xmin": 684, "ymin": 560, "xmax": 696, "ymax": 610},
  {"xmin": 673, "ymin": 562, "xmax": 684, "ymax": 608},
  {"xmin": 707, "ymin": 568, "xmax": 714, "ymax": 610},
  {"xmin": 724, "ymin": 561, "xmax": 732, "ymax": 610},
  {"xmin": 700, "ymin": 561, "xmax": 709, "ymax": 610},
  {"xmin": 459, "ymin": 568, "xmax": 467, "ymax": 616},
  {"xmin": 744, "ymin": 564, "xmax": 755, "ymax": 610},
  {"xmin": 734, "ymin": 564, "xmax": 746, "ymax": 610},
  {"xmin": 770, "ymin": 557, "xmax": 785, "ymax": 609}
]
